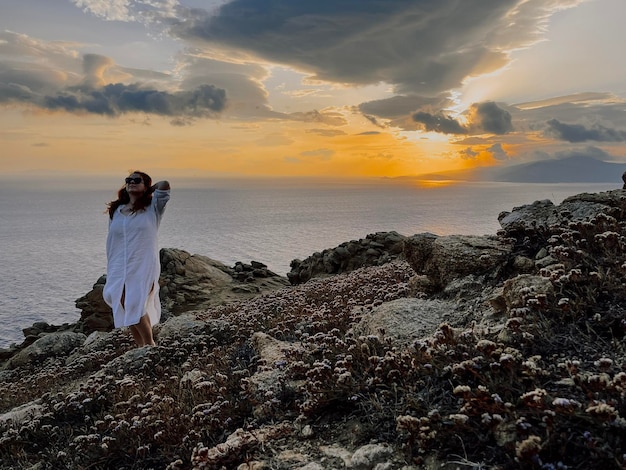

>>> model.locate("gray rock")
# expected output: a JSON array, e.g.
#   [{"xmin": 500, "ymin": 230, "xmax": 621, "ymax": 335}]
[
  {"xmin": 404, "ymin": 234, "xmax": 511, "ymax": 289},
  {"xmin": 288, "ymin": 232, "xmax": 406, "ymax": 284},
  {"xmin": 5, "ymin": 331, "xmax": 86, "ymax": 369},
  {"xmin": 348, "ymin": 443, "xmax": 394, "ymax": 469},
  {"xmin": 502, "ymin": 274, "xmax": 554, "ymax": 311},
  {"xmin": 245, "ymin": 332, "xmax": 306, "ymax": 419},
  {"xmin": 351, "ymin": 298, "xmax": 454, "ymax": 348},
  {"xmin": 95, "ymin": 346, "xmax": 152, "ymax": 376},
  {"xmin": 498, "ymin": 189, "xmax": 626, "ymax": 234},
  {"xmin": 156, "ymin": 314, "xmax": 233, "ymax": 343},
  {"xmin": 0, "ymin": 401, "xmax": 44, "ymax": 425}
]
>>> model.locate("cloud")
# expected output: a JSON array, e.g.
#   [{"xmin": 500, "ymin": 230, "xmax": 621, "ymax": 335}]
[
  {"xmin": 488, "ymin": 143, "xmax": 508, "ymax": 160},
  {"xmin": 467, "ymin": 102, "xmax": 513, "ymax": 135},
  {"xmin": 0, "ymin": 32, "xmax": 228, "ymax": 120},
  {"xmin": 289, "ymin": 110, "xmax": 347, "ymax": 126},
  {"xmin": 545, "ymin": 119, "xmax": 626, "ymax": 142},
  {"xmin": 551, "ymin": 146, "xmax": 613, "ymax": 160},
  {"xmin": 177, "ymin": 53, "xmax": 281, "ymax": 120},
  {"xmin": 305, "ymin": 128, "xmax": 346, "ymax": 137},
  {"xmin": 171, "ymin": 0, "xmax": 581, "ymax": 95},
  {"xmin": 460, "ymin": 147, "xmax": 479, "ymax": 160},
  {"xmin": 412, "ymin": 111, "xmax": 467, "ymax": 135},
  {"xmin": 411, "ymin": 101, "xmax": 512, "ymax": 135},
  {"xmin": 255, "ymin": 133, "xmax": 294, "ymax": 146},
  {"xmin": 359, "ymin": 95, "xmax": 448, "ymax": 119},
  {"xmin": 70, "ymin": 0, "xmax": 181, "ymax": 23},
  {"xmin": 42, "ymin": 82, "xmax": 226, "ymax": 117},
  {"xmin": 358, "ymin": 94, "xmax": 450, "ymax": 130},
  {"xmin": 524, "ymin": 146, "xmax": 614, "ymax": 164}
]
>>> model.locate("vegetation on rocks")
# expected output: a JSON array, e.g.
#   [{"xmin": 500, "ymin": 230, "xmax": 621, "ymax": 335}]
[{"xmin": 1, "ymin": 190, "xmax": 625, "ymax": 469}]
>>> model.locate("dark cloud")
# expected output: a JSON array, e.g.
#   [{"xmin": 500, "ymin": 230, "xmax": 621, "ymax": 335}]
[
  {"xmin": 0, "ymin": 82, "xmax": 33, "ymax": 103},
  {"xmin": 412, "ymin": 111, "xmax": 467, "ymax": 135},
  {"xmin": 468, "ymin": 101, "xmax": 513, "ymax": 135},
  {"xmin": 172, "ymin": 0, "xmax": 567, "ymax": 95},
  {"xmin": 545, "ymin": 119, "xmax": 626, "ymax": 142},
  {"xmin": 359, "ymin": 95, "xmax": 447, "ymax": 119},
  {"xmin": 42, "ymin": 83, "xmax": 227, "ymax": 117},
  {"xmin": 362, "ymin": 114, "xmax": 387, "ymax": 129},
  {"xmin": 412, "ymin": 101, "xmax": 512, "ymax": 135},
  {"xmin": 358, "ymin": 94, "xmax": 449, "ymax": 130}
]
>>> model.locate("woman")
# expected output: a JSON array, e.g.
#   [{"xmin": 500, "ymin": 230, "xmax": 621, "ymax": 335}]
[{"xmin": 103, "ymin": 171, "xmax": 170, "ymax": 346}]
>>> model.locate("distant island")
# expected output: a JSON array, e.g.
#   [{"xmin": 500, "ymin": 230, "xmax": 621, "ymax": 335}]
[{"xmin": 411, "ymin": 154, "xmax": 626, "ymax": 183}]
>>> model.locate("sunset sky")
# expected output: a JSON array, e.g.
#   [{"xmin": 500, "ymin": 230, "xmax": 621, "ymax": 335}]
[{"xmin": 1, "ymin": 0, "xmax": 626, "ymax": 180}]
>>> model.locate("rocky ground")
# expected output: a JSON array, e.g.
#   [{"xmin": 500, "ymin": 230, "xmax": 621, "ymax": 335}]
[{"xmin": 0, "ymin": 189, "xmax": 625, "ymax": 469}]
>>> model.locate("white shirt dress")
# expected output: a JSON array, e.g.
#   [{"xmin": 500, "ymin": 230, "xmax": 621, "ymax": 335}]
[{"xmin": 103, "ymin": 189, "xmax": 170, "ymax": 328}]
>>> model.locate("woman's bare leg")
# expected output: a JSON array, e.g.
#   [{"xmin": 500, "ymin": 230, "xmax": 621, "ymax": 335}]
[
  {"xmin": 122, "ymin": 285, "xmax": 155, "ymax": 346},
  {"xmin": 129, "ymin": 325, "xmax": 145, "ymax": 346},
  {"xmin": 135, "ymin": 314, "xmax": 156, "ymax": 346}
]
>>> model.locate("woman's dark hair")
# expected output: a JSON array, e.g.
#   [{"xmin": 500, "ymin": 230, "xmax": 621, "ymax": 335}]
[{"xmin": 106, "ymin": 171, "xmax": 153, "ymax": 219}]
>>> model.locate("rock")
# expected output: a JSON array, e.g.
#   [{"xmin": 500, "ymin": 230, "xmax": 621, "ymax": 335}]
[
  {"xmin": 404, "ymin": 234, "xmax": 512, "ymax": 289},
  {"xmin": 350, "ymin": 298, "xmax": 454, "ymax": 348},
  {"xmin": 5, "ymin": 331, "xmax": 86, "ymax": 370},
  {"xmin": 512, "ymin": 255, "xmax": 535, "ymax": 273},
  {"xmin": 498, "ymin": 189, "xmax": 626, "ymax": 236},
  {"xmin": 407, "ymin": 274, "xmax": 434, "ymax": 296},
  {"xmin": 245, "ymin": 332, "xmax": 306, "ymax": 419},
  {"xmin": 0, "ymin": 401, "xmax": 44, "ymax": 426},
  {"xmin": 83, "ymin": 330, "xmax": 110, "ymax": 347},
  {"xmin": 65, "ymin": 331, "xmax": 113, "ymax": 366},
  {"xmin": 288, "ymin": 231, "xmax": 406, "ymax": 284},
  {"xmin": 348, "ymin": 443, "xmax": 394, "ymax": 469},
  {"xmin": 501, "ymin": 274, "xmax": 554, "ymax": 312},
  {"xmin": 95, "ymin": 346, "xmax": 152, "ymax": 376},
  {"xmin": 74, "ymin": 275, "xmax": 114, "ymax": 333},
  {"xmin": 155, "ymin": 314, "xmax": 233, "ymax": 344},
  {"xmin": 402, "ymin": 233, "xmax": 438, "ymax": 271},
  {"xmin": 159, "ymin": 248, "xmax": 235, "ymax": 312}
]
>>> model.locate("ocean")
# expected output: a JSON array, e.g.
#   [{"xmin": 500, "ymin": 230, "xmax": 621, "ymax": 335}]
[{"xmin": 0, "ymin": 179, "xmax": 617, "ymax": 348}]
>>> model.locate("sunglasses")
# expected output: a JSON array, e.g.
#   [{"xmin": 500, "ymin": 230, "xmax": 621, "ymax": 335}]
[{"xmin": 125, "ymin": 177, "xmax": 143, "ymax": 184}]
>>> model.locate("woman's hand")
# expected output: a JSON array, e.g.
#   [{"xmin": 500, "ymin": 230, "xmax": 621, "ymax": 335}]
[{"xmin": 151, "ymin": 180, "xmax": 171, "ymax": 192}]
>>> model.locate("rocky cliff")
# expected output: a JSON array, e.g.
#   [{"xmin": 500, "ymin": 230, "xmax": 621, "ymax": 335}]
[{"xmin": 0, "ymin": 189, "xmax": 625, "ymax": 469}]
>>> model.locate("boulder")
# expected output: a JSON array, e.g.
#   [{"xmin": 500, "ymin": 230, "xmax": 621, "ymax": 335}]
[
  {"xmin": 288, "ymin": 232, "xmax": 406, "ymax": 284},
  {"xmin": 4, "ymin": 331, "xmax": 86, "ymax": 370},
  {"xmin": 155, "ymin": 314, "xmax": 233, "ymax": 344},
  {"xmin": 404, "ymin": 234, "xmax": 512, "ymax": 289},
  {"xmin": 159, "ymin": 248, "xmax": 235, "ymax": 312},
  {"xmin": 95, "ymin": 345, "xmax": 153, "ymax": 377},
  {"xmin": 350, "ymin": 298, "xmax": 456, "ymax": 348},
  {"xmin": 74, "ymin": 275, "xmax": 114, "ymax": 333},
  {"xmin": 498, "ymin": 189, "xmax": 626, "ymax": 235},
  {"xmin": 501, "ymin": 274, "xmax": 555, "ymax": 311}
]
